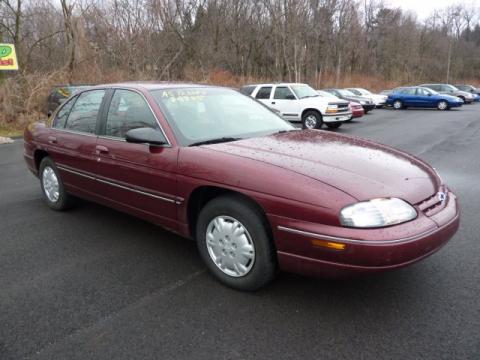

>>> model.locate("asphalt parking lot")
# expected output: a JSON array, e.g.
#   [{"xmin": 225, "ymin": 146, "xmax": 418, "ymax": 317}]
[{"xmin": 1, "ymin": 105, "xmax": 479, "ymax": 360}]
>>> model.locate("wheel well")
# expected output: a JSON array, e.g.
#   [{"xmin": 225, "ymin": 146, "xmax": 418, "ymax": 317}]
[
  {"xmin": 34, "ymin": 150, "xmax": 49, "ymax": 171},
  {"xmin": 301, "ymin": 108, "xmax": 322, "ymax": 119},
  {"xmin": 186, "ymin": 186, "xmax": 272, "ymax": 240}
]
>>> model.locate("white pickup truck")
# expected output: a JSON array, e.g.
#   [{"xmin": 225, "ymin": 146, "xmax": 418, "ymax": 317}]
[{"xmin": 240, "ymin": 83, "xmax": 352, "ymax": 129}]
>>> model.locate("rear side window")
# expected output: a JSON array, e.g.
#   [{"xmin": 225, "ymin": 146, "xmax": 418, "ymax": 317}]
[
  {"xmin": 274, "ymin": 86, "xmax": 295, "ymax": 99},
  {"xmin": 105, "ymin": 90, "xmax": 159, "ymax": 138},
  {"xmin": 255, "ymin": 86, "xmax": 272, "ymax": 99},
  {"xmin": 52, "ymin": 96, "xmax": 77, "ymax": 128},
  {"xmin": 65, "ymin": 90, "xmax": 106, "ymax": 134},
  {"xmin": 240, "ymin": 86, "xmax": 255, "ymax": 96}
]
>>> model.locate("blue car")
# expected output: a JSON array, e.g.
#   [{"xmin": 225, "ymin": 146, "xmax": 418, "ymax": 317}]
[{"xmin": 387, "ymin": 87, "xmax": 463, "ymax": 110}]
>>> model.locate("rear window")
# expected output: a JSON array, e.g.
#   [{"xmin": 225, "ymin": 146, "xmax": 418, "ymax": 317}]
[
  {"xmin": 240, "ymin": 86, "xmax": 256, "ymax": 96},
  {"xmin": 255, "ymin": 86, "xmax": 272, "ymax": 99}
]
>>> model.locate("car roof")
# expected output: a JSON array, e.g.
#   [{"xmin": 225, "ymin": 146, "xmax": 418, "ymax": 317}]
[
  {"xmin": 243, "ymin": 83, "xmax": 308, "ymax": 87},
  {"xmin": 90, "ymin": 82, "xmax": 218, "ymax": 91}
]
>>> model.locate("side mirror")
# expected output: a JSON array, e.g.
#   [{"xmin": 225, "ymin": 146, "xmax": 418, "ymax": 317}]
[
  {"xmin": 428, "ymin": 93, "xmax": 432, "ymax": 96},
  {"xmin": 286, "ymin": 94, "xmax": 295, "ymax": 100},
  {"xmin": 125, "ymin": 127, "xmax": 167, "ymax": 146}
]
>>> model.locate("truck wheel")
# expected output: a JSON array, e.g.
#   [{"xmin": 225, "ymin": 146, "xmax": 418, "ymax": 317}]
[{"xmin": 302, "ymin": 110, "xmax": 322, "ymax": 130}]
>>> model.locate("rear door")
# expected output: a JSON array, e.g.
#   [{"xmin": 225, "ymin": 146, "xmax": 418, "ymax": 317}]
[
  {"xmin": 48, "ymin": 89, "xmax": 106, "ymax": 196},
  {"xmin": 94, "ymin": 88, "xmax": 179, "ymax": 230},
  {"xmin": 269, "ymin": 86, "xmax": 300, "ymax": 121}
]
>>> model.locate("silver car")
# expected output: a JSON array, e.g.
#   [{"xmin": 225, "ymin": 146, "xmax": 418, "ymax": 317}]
[{"xmin": 419, "ymin": 84, "xmax": 475, "ymax": 104}]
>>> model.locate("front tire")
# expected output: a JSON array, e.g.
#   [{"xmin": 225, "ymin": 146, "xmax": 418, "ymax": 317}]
[
  {"xmin": 437, "ymin": 100, "xmax": 449, "ymax": 110},
  {"xmin": 302, "ymin": 110, "xmax": 323, "ymax": 130},
  {"xmin": 325, "ymin": 122, "xmax": 342, "ymax": 129},
  {"xmin": 196, "ymin": 195, "xmax": 277, "ymax": 291},
  {"xmin": 39, "ymin": 157, "xmax": 74, "ymax": 211}
]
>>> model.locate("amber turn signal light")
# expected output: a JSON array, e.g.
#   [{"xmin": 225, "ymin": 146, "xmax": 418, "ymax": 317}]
[{"xmin": 311, "ymin": 239, "xmax": 346, "ymax": 250}]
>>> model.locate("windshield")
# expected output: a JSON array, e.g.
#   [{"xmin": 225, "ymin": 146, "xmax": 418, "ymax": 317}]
[
  {"xmin": 445, "ymin": 84, "xmax": 459, "ymax": 91},
  {"xmin": 290, "ymin": 85, "xmax": 319, "ymax": 99},
  {"xmin": 421, "ymin": 87, "xmax": 439, "ymax": 95},
  {"xmin": 150, "ymin": 88, "xmax": 294, "ymax": 146},
  {"xmin": 357, "ymin": 88, "xmax": 372, "ymax": 95},
  {"xmin": 317, "ymin": 90, "xmax": 337, "ymax": 98},
  {"xmin": 338, "ymin": 89, "xmax": 356, "ymax": 97}
]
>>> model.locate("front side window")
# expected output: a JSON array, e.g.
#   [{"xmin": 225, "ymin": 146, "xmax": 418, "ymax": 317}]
[
  {"xmin": 52, "ymin": 96, "xmax": 77, "ymax": 128},
  {"xmin": 151, "ymin": 88, "xmax": 293, "ymax": 146},
  {"xmin": 255, "ymin": 86, "xmax": 272, "ymax": 99},
  {"xmin": 64, "ymin": 90, "xmax": 105, "ymax": 134},
  {"xmin": 274, "ymin": 86, "xmax": 295, "ymax": 100},
  {"xmin": 105, "ymin": 90, "xmax": 159, "ymax": 138}
]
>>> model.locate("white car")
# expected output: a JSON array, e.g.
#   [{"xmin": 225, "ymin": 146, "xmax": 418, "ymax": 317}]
[
  {"xmin": 241, "ymin": 83, "xmax": 351, "ymax": 129},
  {"xmin": 346, "ymin": 88, "xmax": 388, "ymax": 107}
]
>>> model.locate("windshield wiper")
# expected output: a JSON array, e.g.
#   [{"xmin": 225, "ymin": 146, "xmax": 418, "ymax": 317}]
[
  {"xmin": 189, "ymin": 137, "xmax": 242, "ymax": 147},
  {"xmin": 301, "ymin": 95, "xmax": 319, "ymax": 99}
]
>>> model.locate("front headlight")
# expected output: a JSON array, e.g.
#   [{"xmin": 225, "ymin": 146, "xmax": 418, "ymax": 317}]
[
  {"xmin": 359, "ymin": 101, "xmax": 366, "ymax": 105},
  {"xmin": 339, "ymin": 198, "xmax": 417, "ymax": 228}
]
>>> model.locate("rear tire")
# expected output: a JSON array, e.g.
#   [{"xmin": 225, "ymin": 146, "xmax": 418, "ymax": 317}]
[
  {"xmin": 325, "ymin": 122, "xmax": 342, "ymax": 129},
  {"xmin": 39, "ymin": 157, "xmax": 75, "ymax": 211},
  {"xmin": 302, "ymin": 110, "xmax": 323, "ymax": 130},
  {"xmin": 196, "ymin": 195, "xmax": 277, "ymax": 291},
  {"xmin": 393, "ymin": 100, "xmax": 403, "ymax": 110}
]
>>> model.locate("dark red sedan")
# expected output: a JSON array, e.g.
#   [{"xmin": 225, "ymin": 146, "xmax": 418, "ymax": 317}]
[
  {"xmin": 24, "ymin": 83, "xmax": 460, "ymax": 290},
  {"xmin": 349, "ymin": 101, "xmax": 365, "ymax": 118}
]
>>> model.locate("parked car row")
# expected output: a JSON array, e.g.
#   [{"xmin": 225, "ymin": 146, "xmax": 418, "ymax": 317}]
[
  {"xmin": 240, "ymin": 83, "xmax": 389, "ymax": 130},
  {"xmin": 383, "ymin": 83, "xmax": 480, "ymax": 110}
]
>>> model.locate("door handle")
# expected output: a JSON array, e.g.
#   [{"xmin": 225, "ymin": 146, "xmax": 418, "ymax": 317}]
[
  {"xmin": 48, "ymin": 136, "xmax": 57, "ymax": 144},
  {"xmin": 95, "ymin": 145, "xmax": 109, "ymax": 154},
  {"xmin": 271, "ymin": 102, "xmax": 276, "ymax": 105}
]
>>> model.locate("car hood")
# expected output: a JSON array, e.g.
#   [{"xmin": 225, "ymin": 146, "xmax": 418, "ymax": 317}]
[
  {"xmin": 203, "ymin": 130, "xmax": 439, "ymax": 204},
  {"xmin": 342, "ymin": 95, "xmax": 373, "ymax": 103},
  {"xmin": 439, "ymin": 93, "xmax": 464, "ymax": 101},
  {"xmin": 299, "ymin": 96, "xmax": 348, "ymax": 106}
]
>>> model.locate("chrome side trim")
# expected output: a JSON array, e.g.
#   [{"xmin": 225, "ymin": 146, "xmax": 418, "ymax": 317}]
[
  {"xmin": 50, "ymin": 128, "xmax": 98, "ymax": 138},
  {"xmin": 57, "ymin": 165, "xmax": 95, "ymax": 180},
  {"xmin": 277, "ymin": 215, "xmax": 458, "ymax": 245},
  {"xmin": 95, "ymin": 177, "xmax": 177, "ymax": 204},
  {"xmin": 57, "ymin": 164, "xmax": 179, "ymax": 204}
]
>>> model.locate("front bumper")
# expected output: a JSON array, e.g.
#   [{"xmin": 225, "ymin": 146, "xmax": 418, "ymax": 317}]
[
  {"xmin": 323, "ymin": 112, "xmax": 352, "ymax": 123},
  {"xmin": 352, "ymin": 108, "xmax": 364, "ymax": 118},
  {"xmin": 362, "ymin": 104, "xmax": 376, "ymax": 111},
  {"xmin": 271, "ymin": 190, "xmax": 459, "ymax": 278}
]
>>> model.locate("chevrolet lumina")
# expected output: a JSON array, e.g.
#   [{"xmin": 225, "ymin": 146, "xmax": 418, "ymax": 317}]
[{"xmin": 24, "ymin": 83, "xmax": 460, "ymax": 291}]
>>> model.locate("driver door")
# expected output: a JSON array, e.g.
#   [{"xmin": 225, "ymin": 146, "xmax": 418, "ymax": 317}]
[{"xmin": 94, "ymin": 89, "xmax": 179, "ymax": 230}]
